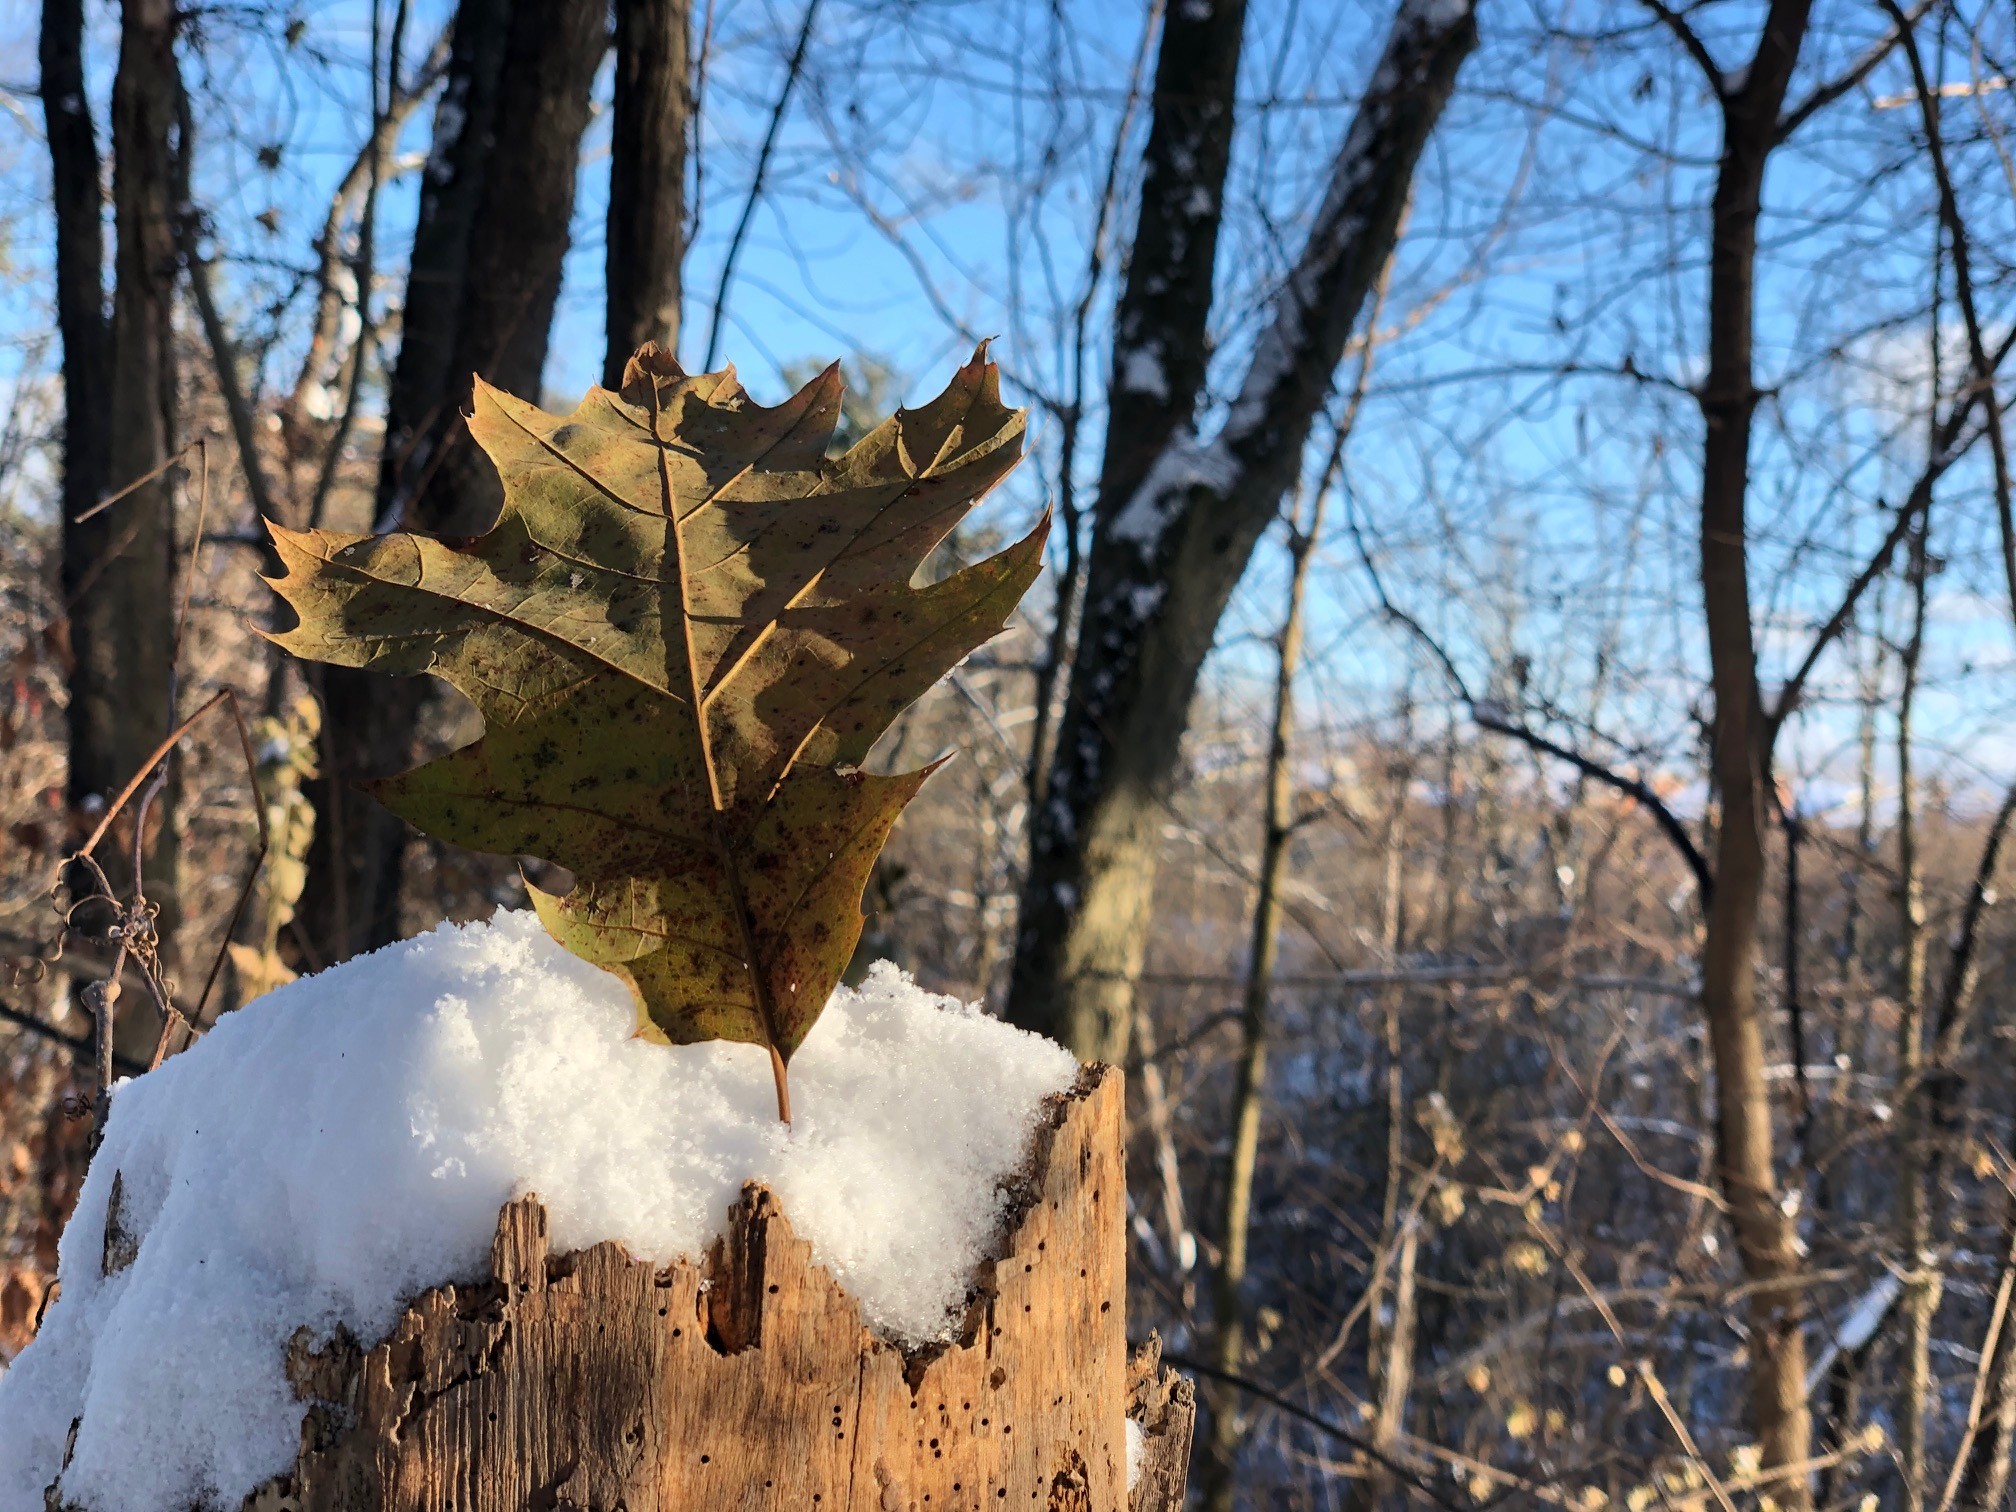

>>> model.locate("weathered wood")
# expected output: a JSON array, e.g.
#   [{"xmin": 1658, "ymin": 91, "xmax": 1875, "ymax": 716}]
[
  {"xmin": 1126, "ymin": 1335, "xmax": 1195, "ymax": 1512},
  {"xmin": 236, "ymin": 1064, "xmax": 1185, "ymax": 1511}
]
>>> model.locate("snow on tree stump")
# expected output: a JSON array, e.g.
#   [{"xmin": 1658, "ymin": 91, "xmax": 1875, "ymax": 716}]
[{"xmin": 246, "ymin": 1065, "xmax": 1189, "ymax": 1512}]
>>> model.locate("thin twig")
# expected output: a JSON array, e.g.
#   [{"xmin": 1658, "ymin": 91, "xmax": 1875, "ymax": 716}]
[
  {"xmin": 1161, "ymin": 1353, "xmax": 1470, "ymax": 1512},
  {"xmin": 307, "ymin": 0, "xmax": 406, "ymax": 530},
  {"xmin": 70, "ymin": 439, "xmax": 199, "ymax": 524},
  {"xmin": 0, "ymin": 997, "xmax": 146, "ymax": 1076},
  {"xmin": 1348, "ymin": 500, "xmax": 1716, "ymax": 902},
  {"xmin": 75, "ymin": 691, "xmax": 233, "ymax": 865},
  {"xmin": 701, "ymin": 0, "xmax": 822, "ymax": 369}
]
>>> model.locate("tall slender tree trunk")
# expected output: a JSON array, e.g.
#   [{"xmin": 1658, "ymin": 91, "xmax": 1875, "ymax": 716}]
[
  {"xmin": 1008, "ymin": 0, "xmax": 1476, "ymax": 1063},
  {"xmin": 297, "ymin": 0, "xmax": 605, "ymax": 966},
  {"xmin": 79, "ymin": 0, "xmax": 185, "ymax": 940},
  {"xmin": 1350, "ymin": 1219, "xmax": 1419, "ymax": 1512},
  {"xmin": 1817, "ymin": 614, "xmax": 1885, "ymax": 1512},
  {"xmin": 605, "ymin": 0, "xmax": 690, "ymax": 385},
  {"xmin": 1200, "ymin": 488, "xmax": 1322, "ymax": 1512},
  {"xmin": 296, "ymin": 0, "xmax": 509, "ymax": 966},
  {"xmin": 1022, "ymin": 0, "xmax": 1245, "ymax": 842},
  {"xmin": 1692, "ymin": 4, "xmax": 1819, "ymax": 1498},
  {"xmin": 36, "ymin": 0, "xmax": 113, "ymax": 1293},
  {"xmin": 1006, "ymin": 0, "xmax": 1243, "ymax": 1061},
  {"xmin": 41, "ymin": 0, "xmax": 113, "ymax": 805},
  {"xmin": 1895, "ymin": 514, "xmax": 1936, "ymax": 1512}
]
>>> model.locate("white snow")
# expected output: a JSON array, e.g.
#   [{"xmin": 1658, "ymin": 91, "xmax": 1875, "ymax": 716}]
[
  {"xmin": 1803, "ymin": 1273, "xmax": 1905, "ymax": 1392},
  {"xmin": 1119, "ymin": 344, "xmax": 1170, "ymax": 401},
  {"xmin": 0, "ymin": 911, "xmax": 1078, "ymax": 1512},
  {"xmin": 1109, "ymin": 436, "xmax": 1237, "ymax": 546},
  {"xmin": 1126, "ymin": 1415, "xmax": 1147, "ymax": 1491}
]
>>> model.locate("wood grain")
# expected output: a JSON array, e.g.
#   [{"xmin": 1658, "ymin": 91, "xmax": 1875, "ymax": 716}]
[
  {"xmin": 1126, "ymin": 1334, "xmax": 1195, "ymax": 1512},
  {"xmin": 223, "ymin": 1063, "xmax": 1190, "ymax": 1511}
]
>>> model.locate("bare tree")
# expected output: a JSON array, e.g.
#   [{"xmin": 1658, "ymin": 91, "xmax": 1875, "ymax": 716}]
[
  {"xmin": 1200, "ymin": 479, "xmax": 1325, "ymax": 1512},
  {"xmin": 1008, "ymin": 0, "xmax": 1480, "ymax": 1064},
  {"xmin": 1631, "ymin": 2, "xmax": 1936, "ymax": 1494}
]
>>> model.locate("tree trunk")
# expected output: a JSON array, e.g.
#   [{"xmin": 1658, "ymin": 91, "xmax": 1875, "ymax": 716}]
[
  {"xmin": 294, "ymin": 0, "xmax": 515, "ymax": 966},
  {"xmin": 605, "ymin": 0, "xmax": 690, "ymax": 387},
  {"xmin": 376, "ymin": 0, "xmax": 512, "ymax": 533},
  {"xmin": 1092, "ymin": 0, "xmax": 1247, "ymax": 535},
  {"xmin": 65, "ymin": 0, "xmax": 181, "ymax": 849},
  {"xmin": 1008, "ymin": 0, "xmax": 1248, "ymax": 1066},
  {"xmin": 57, "ymin": 0, "xmax": 186, "ymax": 1023},
  {"xmin": 1895, "ymin": 513, "xmax": 1935, "ymax": 1512},
  {"xmin": 419, "ymin": 0, "xmax": 605, "ymax": 537},
  {"xmin": 226, "ymin": 1067, "xmax": 1191, "ymax": 1511},
  {"xmin": 1007, "ymin": 0, "xmax": 1477, "ymax": 1063},
  {"xmin": 1347, "ymin": 1218, "xmax": 1418, "ymax": 1512},
  {"xmin": 1023, "ymin": 0, "xmax": 1244, "ymax": 919},
  {"xmin": 297, "ymin": 0, "xmax": 605, "ymax": 967},
  {"xmin": 22, "ymin": 0, "xmax": 98, "ymax": 1286},
  {"xmin": 1693, "ymin": 3, "xmax": 1819, "ymax": 1498},
  {"xmin": 1199, "ymin": 487, "xmax": 1320, "ymax": 1512},
  {"xmin": 41, "ymin": 0, "xmax": 112, "ymax": 773}
]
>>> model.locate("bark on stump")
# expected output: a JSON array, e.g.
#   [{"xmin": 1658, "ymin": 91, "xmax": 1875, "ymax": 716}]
[{"xmin": 241, "ymin": 1064, "xmax": 1188, "ymax": 1511}]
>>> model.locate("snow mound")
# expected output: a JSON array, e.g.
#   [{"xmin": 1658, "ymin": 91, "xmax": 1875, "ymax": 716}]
[{"xmin": 0, "ymin": 911, "xmax": 1077, "ymax": 1512}]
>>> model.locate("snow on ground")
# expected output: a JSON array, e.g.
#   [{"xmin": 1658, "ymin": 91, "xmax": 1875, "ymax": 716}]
[{"xmin": 0, "ymin": 911, "xmax": 1078, "ymax": 1512}]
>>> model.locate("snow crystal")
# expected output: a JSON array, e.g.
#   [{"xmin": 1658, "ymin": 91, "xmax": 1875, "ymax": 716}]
[
  {"xmin": 0, "ymin": 912, "xmax": 1078, "ymax": 1512},
  {"xmin": 1126, "ymin": 1416, "xmax": 1146, "ymax": 1491}
]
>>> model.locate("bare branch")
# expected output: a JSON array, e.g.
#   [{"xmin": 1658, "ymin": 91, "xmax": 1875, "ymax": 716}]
[
  {"xmin": 1882, "ymin": 0, "xmax": 2016, "ymax": 622},
  {"xmin": 1932, "ymin": 777, "xmax": 2016, "ymax": 1063},
  {"xmin": 0, "ymin": 996, "xmax": 146, "ymax": 1076},
  {"xmin": 1162, "ymin": 1353, "xmax": 1472, "ymax": 1512},
  {"xmin": 174, "ymin": 95, "xmax": 287, "ymax": 534},
  {"xmin": 286, "ymin": 22, "xmax": 449, "ymax": 437},
  {"xmin": 1638, "ymin": 0, "xmax": 1728, "ymax": 94},
  {"xmin": 1778, "ymin": 0, "xmax": 1935, "ymax": 140},
  {"xmin": 1768, "ymin": 478, "xmax": 1941, "ymax": 734},
  {"xmin": 701, "ymin": 0, "xmax": 822, "ymax": 370},
  {"xmin": 1348, "ymin": 498, "xmax": 1715, "ymax": 904}
]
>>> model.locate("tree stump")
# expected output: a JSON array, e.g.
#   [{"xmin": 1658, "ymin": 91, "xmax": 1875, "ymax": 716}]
[{"xmin": 242, "ymin": 1064, "xmax": 1189, "ymax": 1511}]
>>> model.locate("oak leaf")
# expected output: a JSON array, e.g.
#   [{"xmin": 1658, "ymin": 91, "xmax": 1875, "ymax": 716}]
[{"xmin": 265, "ymin": 345, "xmax": 1043, "ymax": 1117}]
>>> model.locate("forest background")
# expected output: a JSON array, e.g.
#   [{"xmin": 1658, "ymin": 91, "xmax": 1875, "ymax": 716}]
[{"xmin": 5, "ymin": 0, "xmax": 2016, "ymax": 1509}]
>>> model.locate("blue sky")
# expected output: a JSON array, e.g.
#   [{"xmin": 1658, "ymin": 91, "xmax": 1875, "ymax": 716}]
[{"xmin": 2, "ymin": 0, "xmax": 2014, "ymax": 815}]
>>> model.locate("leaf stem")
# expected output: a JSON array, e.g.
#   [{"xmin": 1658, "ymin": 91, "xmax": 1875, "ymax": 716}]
[{"xmin": 769, "ymin": 1043, "xmax": 792, "ymax": 1125}]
